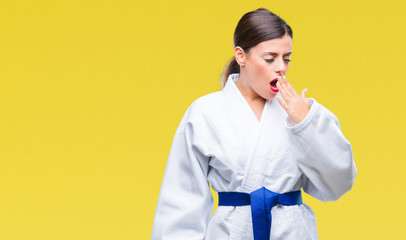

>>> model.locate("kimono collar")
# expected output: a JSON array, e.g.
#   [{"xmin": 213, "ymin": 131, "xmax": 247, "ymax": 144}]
[
  {"xmin": 225, "ymin": 73, "xmax": 239, "ymax": 89},
  {"xmin": 223, "ymin": 73, "xmax": 244, "ymax": 101}
]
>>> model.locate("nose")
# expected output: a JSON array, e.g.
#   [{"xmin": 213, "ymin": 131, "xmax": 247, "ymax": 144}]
[{"xmin": 274, "ymin": 58, "xmax": 287, "ymax": 75}]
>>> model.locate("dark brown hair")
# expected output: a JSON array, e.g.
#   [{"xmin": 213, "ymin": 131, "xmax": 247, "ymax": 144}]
[{"xmin": 220, "ymin": 8, "xmax": 293, "ymax": 88}]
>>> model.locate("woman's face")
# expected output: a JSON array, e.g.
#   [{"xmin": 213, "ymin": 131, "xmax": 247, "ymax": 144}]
[{"xmin": 235, "ymin": 34, "xmax": 292, "ymax": 101}]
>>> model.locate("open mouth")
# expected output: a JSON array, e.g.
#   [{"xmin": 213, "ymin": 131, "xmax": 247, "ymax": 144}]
[{"xmin": 270, "ymin": 78, "xmax": 279, "ymax": 92}]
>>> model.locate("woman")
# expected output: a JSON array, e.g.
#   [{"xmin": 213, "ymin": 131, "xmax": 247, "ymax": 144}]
[{"xmin": 151, "ymin": 8, "xmax": 357, "ymax": 240}]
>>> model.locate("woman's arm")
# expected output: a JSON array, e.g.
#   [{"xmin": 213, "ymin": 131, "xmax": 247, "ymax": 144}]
[
  {"xmin": 286, "ymin": 98, "xmax": 357, "ymax": 201},
  {"xmin": 151, "ymin": 109, "xmax": 213, "ymax": 239}
]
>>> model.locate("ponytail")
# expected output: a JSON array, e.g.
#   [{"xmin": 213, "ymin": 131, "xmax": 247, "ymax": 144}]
[{"xmin": 220, "ymin": 56, "xmax": 240, "ymax": 88}]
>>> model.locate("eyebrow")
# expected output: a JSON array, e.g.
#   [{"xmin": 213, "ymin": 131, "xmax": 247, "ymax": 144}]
[{"xmin": 263, "ymin": 52, "xmax": 292, "ymax": 56}]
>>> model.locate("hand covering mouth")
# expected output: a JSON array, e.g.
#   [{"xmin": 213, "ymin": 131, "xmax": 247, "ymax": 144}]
[{"xmin": 270, "ymin": 77, "xmax": 279, "ymax": 92}]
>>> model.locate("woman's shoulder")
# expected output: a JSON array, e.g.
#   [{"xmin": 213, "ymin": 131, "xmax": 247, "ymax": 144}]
[
  {"xmin": 191, "ymin": 90, "xmax": 224, "ymax": 110},
  {"xmin": 177, "ymin": 90, "xmax": 224, "ymax": 130}
]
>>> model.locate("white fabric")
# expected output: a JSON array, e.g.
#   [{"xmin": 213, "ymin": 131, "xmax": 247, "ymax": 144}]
[{"xmin": 151, "ymin": 73, "xmax": 357, "ymax": 240}]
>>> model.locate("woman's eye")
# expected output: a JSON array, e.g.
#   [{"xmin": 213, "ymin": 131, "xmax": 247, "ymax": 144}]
[{"xmin": 265, "ymin": 59, "xmax": 291, "ymax": 63}]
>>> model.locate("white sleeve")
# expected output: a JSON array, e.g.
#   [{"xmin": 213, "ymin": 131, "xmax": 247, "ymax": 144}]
[
  {"xmin": 151, "ymin": 110, "xmax": 214, "ymax": 239},
  {"xmin": 285, "ymin": 98, "xmax": 357, "ymax": 202}
]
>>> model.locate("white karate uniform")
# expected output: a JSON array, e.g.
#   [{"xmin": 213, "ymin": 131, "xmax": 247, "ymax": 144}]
[{"xmin": 151, "ymin": 73, "xmax": 357, "ymax": 240}]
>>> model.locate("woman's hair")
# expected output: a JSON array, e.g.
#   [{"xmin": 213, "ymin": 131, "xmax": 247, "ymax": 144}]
[{"xmin": 220, "ymin": 8, "xmax": 293, "ymax": 88}]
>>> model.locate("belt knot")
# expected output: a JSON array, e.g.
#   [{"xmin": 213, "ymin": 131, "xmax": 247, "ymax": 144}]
[{"xmin": 218, "ymin": 187, "xmax": 302, "ymax": 240}]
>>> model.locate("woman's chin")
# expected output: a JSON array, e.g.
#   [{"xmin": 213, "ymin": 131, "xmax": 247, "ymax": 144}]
[{"xmin": 267, "ymin": 92, "xmax": 278, "ymax": 100}]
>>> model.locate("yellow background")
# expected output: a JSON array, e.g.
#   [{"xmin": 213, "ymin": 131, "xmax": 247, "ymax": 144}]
[{"xmin": 1, "ymin": 0, "xmax": 405, "ymax": 239}]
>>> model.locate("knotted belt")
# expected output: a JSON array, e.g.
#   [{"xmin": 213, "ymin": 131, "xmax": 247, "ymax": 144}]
[{"xmin": 218, "ymin": 187, "xmax": 302, "ymax": 240}]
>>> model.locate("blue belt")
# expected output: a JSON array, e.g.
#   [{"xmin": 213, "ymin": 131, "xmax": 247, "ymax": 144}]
[{"xmin": 218, "ymin": 187, "xmax": 302, "ymax": 240}]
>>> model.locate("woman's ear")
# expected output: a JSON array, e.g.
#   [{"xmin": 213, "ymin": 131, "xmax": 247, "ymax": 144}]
[{"xmin": 234, "ymin": 46, "xmax": 246, "ymax": 67}]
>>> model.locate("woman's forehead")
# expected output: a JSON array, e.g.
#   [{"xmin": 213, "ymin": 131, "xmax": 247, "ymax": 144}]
[{"xmin": 254, "ymin": 36, "xmax": 292, "ymax": 54}]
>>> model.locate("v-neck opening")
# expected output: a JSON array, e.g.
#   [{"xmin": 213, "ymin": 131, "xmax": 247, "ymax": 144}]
[
  {"xmin": 225, "ymin": 73, "xmax": 270, "ymax": 126},
  {"xmin": 256, "ymin": 99, "xmax": 269, "ymax": 125},
  {"xmin": 245, "ymin": 99, "xmax": 268, "ymax": 125}
]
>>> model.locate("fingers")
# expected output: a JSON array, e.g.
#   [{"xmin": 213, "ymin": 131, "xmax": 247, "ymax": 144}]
[
  {"xmin": 276, "ymin": 76, "xmax": 292, "ymax": 101},
  {"xmin": 301, "ymin": 88, "xmax": 307, "ymax": 101},
  {"xmin": 281, "ymin": 74, "xmax": 297, "ymax": 97},
  {"xmin": 277, "ymin": 97, "xmax": 288, "ymax": 110},
  {"xmin": 276, "ymin": 75, "xmax": 298, "ymax": 101}
]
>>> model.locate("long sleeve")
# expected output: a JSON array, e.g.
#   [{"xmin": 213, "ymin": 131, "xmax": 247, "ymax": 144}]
[
  {"xmin": 151, "ymin": 109, "xmax": 214, "ymax": 240},
  {"xmin": 285, "ymin": 98, "xmax": 357, "ymax": 202}
]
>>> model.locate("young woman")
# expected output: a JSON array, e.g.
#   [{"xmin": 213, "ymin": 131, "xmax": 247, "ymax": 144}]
[{"xmin": 151, "ymin": 8, "xmax": 357, "ymax": 240}]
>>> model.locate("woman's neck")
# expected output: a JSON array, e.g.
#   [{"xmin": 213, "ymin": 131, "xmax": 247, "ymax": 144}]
[{"xmin": 236, "ymin": 72, "xmax": 266, "ymax": 105}]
